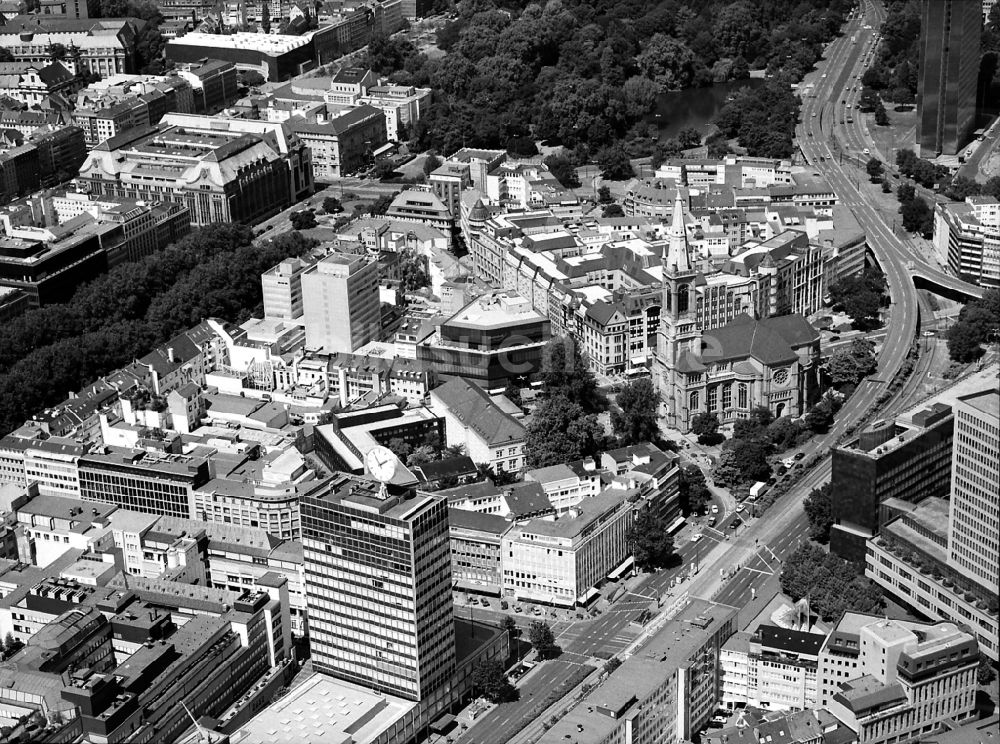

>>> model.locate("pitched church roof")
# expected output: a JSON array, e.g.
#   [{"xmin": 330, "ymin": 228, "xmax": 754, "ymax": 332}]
[{"xmin": 702, "ymin": 313, "xmax": 818, "ymax": 366}]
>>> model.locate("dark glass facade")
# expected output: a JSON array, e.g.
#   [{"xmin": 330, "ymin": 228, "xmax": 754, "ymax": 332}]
[{"xmin": 917, "ymin": 0, "xmax": 980, "ymax": 156}]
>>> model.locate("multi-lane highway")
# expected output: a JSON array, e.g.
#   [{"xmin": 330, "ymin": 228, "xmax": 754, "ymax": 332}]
[{"xmin": 803, "ymin": 0, "xmax": 983, "ymax": 301}]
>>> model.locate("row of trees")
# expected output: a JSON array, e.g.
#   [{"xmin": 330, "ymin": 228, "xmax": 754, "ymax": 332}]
[
  {"xmin": 0, "ymin": 225, "xmax": 315, "ymax": 435},
  {"xmin": 946, "ymin": 289, "xmax": 1000, "ymax": 363},
  {"xmin": 362, "ymin": 0, "xmax": 851, "ymax": 156},
  {"xmin": 780, "ymin": 543, "xmax": 885, "ymax": 621},
  {"xmin": 858, "ymin": 0, "xmax": 920, "ymax": 104}
]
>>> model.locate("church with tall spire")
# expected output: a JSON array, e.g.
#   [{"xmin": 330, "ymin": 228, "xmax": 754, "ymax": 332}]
[
  {"xmin": 655, "ymin": 190, "xmax": 704, "ymax": 430},
  {"xmin": 654, "ymin": 190, "xmax": 821, "ymax": 432}
]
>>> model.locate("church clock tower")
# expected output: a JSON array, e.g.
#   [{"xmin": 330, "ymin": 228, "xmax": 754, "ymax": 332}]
[{"xmin": 655, "ymin": 190, "xmax": 703, "ymax": 430}]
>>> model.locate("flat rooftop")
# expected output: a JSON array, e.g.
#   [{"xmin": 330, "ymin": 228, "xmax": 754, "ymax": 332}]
[
  {"xmin": 447, "ymin": 291, "xmax": 544, "ymax": 328},
  {"xmin": 544, "ymin": 599, "xmax": 737, "ymax": 743},
  {"xmin": 229, "ymin": 671, "xmax": 415, "ymax": 744},
  {"xmin": 168, "ymin": 31, "xmax": 310, "ymax": 54}
]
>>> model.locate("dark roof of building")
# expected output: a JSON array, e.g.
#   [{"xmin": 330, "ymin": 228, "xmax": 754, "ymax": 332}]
[
  {"xmin": 702, "ymin": 313, "xmax": 817, "ymax": 365},
  {"xmin": 447, "ymin": 507, "xmax": 510, "ymax": 535},
  {"xmin": 756, "ymin": 625, "xmax": 824, "ymax": 656},
  {"xmin": 332, "ymin": 66, "xmax": 370, "ymax": 84},
  {"xmin": 439, "ymin": 480, "xmax": 502, "ymax": 504},
  {"xmin": 431, "ymin": 378, "xmax": 525, "ymax": 446},
  {"xmin": 501, "ymin": 482, "xmax": 552, "ymax": 518},
  {"xmin": 412, "ymin": 455, "xmax": 477, "ymax": 483}
]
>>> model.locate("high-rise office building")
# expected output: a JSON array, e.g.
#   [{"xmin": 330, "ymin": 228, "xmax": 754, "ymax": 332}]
[
  {"xmin": 262, "ymin": 257, "xmax": 313, "ymax": 321},
  {"xmin": 947, "ymin": 387, "xmax": 999, "ymax": 591},
  {"xmin": 300, "ymin": 475, "xmax": 456, "ymax": 701},
  {"xmin": 302, "ymin": 252, "xmax": 380, "ymax": 353},
  {"xmin": 917, "ymin": 0, "xmax": 981, "ymax": 156}
]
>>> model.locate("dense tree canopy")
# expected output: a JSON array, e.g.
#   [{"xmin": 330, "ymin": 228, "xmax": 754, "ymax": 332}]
[
  {"xmin": 0, "ymin": 226, "xmax": 315, "ymax": 435},
  {"xmin": 628, "ymin": 508, "xmax": 676, "ymax": 572},
  {"xmin": 946, "ymin": 289, "xmax": 1000, "ymax": 363},
  {"xmin": 803, "ymin": 484, "xmax": 834, "ymax": 542},
  {"xmin": 377, "ymin": 0, "xmax": 852, "ymax": 155},
  {"xmin": 679, "ymin": 464, "xmax": 711, "ymax": 516},
  {"xmin": 827, "ymin": 267, "xmax": 887, "ymax": 331},
  {"xmin": 527, "ymin": 620, "xmax": 559, "ymax": 660},
  {"xmin": 525, "ymin": 395, "xmax": 604, "ymax": 468},
  {"xmin": 611, "ymin": 377, "xmax": 659, "ymax": 445},
  {"xmin": 825, "ymin": 338, "xmax": 878, "ymax": 390},
  {"xmin": 541, "ymin": 336, "xmax": 605, "ymax": 413},
  {"xmin": 781, "ymin": 543, "xmax": 885, "ymax": 621}
]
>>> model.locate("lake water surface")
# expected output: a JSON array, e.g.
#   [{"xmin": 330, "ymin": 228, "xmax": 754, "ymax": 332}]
[{"xmin": 648, "ymin": 78, "xmax": 766, "ymax": 141}]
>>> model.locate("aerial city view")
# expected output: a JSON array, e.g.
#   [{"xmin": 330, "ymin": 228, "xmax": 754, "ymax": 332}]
[{"xmin": 0, "ymin": 0, "xmax": 998, "ymax": 741}]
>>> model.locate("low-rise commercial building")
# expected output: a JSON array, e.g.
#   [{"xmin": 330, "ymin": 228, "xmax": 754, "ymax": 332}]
[
  {"xmin": 501, "ymin": 486, "xmax": 638, "ymax": 607},
  {"xmin": 448, "ymin": 507, "xmax": 508, "ymax": 596}
]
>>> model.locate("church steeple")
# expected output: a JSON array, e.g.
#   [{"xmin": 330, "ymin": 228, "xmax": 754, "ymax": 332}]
[{"xmin": 665, "ymin": 189, "xmax": 691, "ymax": 274}]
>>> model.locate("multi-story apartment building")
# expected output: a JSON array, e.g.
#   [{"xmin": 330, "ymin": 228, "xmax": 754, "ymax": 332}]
[
  {"xmin": 819, "ymin": 613, "xmax": 978, "ymax": 743},
  {"xmin": 447, "ymin": 507, "xmax": 508, "ymax": 596},
  {"xmin": 359, "ymin": 83, "xmax": 431, "ymax": 141},
  {"xmin": 72, "ymin": 74, "xmax": 196, "ymax": 146},
  {"xmin": 501, "ymin": 486, "xmax": 638, "ymax": 607},
  {"xmin": 932, "ymin": 195, "xmax": 1000, "ymax": 288},
  {"xmin": 78, "ymin": 114, "xmax": 313, "ymax": 227},
  {"xmin": 302, "ymin": 252, "xmax": 381, "ymax": 353},
  {"xmin": 289, "ymin": 105, "xmax": 387, "ymax": 179},
  {"xmin": 545, "ymin": 599, "xmax": 738, "ymax": 743},
  {"xmin": 300, "ymin": 474, "xmax": 456, "ymax": 701},
  {"xmin": 722, "ymin": 624, "xmax": 824, "ymax": 711},
  {"xmin": 174, "ymin": 59, "xmax": 240, "ymax": 114},
  {"xmin": 386, "ymin": 188, "xmax": 455, "ymax": 241},
  {"xmin": 192, "ymin": 447, "xmax": 314, "ymax": 540},
  {"xmin": 28, "ymin": 125, "xmax": 88, "ymax": 182},
  {"xmin": 830, "ymin": 402, "xmax": 954, "ymax": 564}
]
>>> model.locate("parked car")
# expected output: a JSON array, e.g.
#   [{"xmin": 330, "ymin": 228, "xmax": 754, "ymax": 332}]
[{"xmin": 793, "ymin": 452, "xmax": 805, "ymax": 461}]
